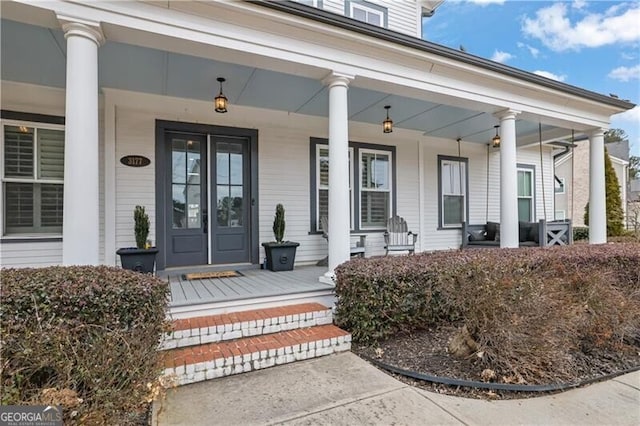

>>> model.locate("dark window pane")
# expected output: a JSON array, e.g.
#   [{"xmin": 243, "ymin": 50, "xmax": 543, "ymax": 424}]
[
  {"xmin": 186, "ymin": 185, "xmax": 201, "ymax": 229},
  {"xmin": 40, "ymin": 183, "xmax": 63, "ymax": 228},
  {"xmin": 38, "ymin": 129, "xmax": 65, "ymax": 179},
  {"xmin": 4, "ymin": 126, "xmax": 34, "ymax": 177},
  {"xmin": 187, "ymin": 151, "xmax": 200, "ymax": 185},
  {"xmin": 443, "ymin": 195, "xmax": 464, "ymax": 226},
  {"xmin": 230, "ymin": 152, "xmax": 243, "ymax": 185},
  {"xmin": 217, "ymin": 151, "xmax": 229, "ymax": 185},
  {"xmin": 172, "ymin": 139, "xmax": 186, "ymax": 184},
  {"xmin": 172, "ymin": 184, "xmax": 186, "ymax": 229},
  {"xmin": 318, "ymin": 189, "xmax": 328, "ymax": 231},
  {"xmin": 361, "ymin": 191, "xmax": 389, "ymax": 228},
  {"xmin": 518, "ymin": 199, "xmax": 532, "ymax": 222},
  {"xmin": 4, "ymin": 182, "xmax": 34, "ymax": 231},
  {"xmin": 217, "ymin": 185, "xmax": 230, "ymax": 227},
  {"xmin": 230, "ymin": 186, "xmax": 243, "ymax": 227}
]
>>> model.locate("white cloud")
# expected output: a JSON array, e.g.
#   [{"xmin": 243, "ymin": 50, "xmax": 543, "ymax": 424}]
[
  {"xmin": 517, "ymin": 42, "xmax": 541, "ymax": 58},
  {"xmin": 533, "ymin": 70, "xmax": 567, "ymax": 82},
  {"xmin": 466, "ymin": 0, "xmax": 505, "ymax": 5},
  {"xmin": 572, "ymin": 0, "xmax": 587, "ymax": 10},
  {"xmin": 491, "ymin": 50, "xmax": 514, "ymax": 63},
  {"xmin": 612, "ymin": 106, "xmax": 640, "ymax": 123},
  {"xmin": 522, "ymin": 2, "xmax": 640, "ymax": 51},
  {"xmin": 608, "ymin": 65, "xmax": 640, "ymax": 82},
  {"xmin": 621, "ymin": 52, "xmax": 637, "ymax": 61}
]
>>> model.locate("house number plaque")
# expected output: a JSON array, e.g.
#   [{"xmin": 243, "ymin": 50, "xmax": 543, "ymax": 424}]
[{"xmin": 120, "ymin": 155, "xmax": 151, "ymax": 167}]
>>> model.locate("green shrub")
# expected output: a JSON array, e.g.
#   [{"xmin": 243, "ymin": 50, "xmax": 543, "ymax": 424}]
[
  {"xmin": 335, "ymin": 244, "xmax": 640, "ymax": 383},
  {"xmin": 573, "ymin": 226, "xmax": 589, "ymax": 241},
  {"xmin": 0, "ymin": 266, "xmax": 170, "ymax": 424}
]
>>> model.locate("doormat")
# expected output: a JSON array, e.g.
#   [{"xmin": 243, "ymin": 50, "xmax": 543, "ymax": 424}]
[{"xmin": 182, "ymin": 270, "xmax": 244, "ymax": 280}]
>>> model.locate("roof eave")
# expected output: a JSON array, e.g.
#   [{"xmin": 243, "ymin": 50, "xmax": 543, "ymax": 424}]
[{"xmin": 251, "ymin": 0, "xmax": 635, "ymax": 112}]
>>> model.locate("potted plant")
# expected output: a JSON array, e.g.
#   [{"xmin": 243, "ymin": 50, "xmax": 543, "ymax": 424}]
[
  {"xmin": 116, "ymin": 205, "xmax": 159, "ymax": 274},
  {"xmin": 261, "ymin": 204, "xmax": 299, "ymax": 272}
]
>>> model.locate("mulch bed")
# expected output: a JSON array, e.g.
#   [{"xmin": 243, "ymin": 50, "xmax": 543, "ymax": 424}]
[{"xmin": 352, "ymin": 324, "xmax": 640, "ymax": 400}]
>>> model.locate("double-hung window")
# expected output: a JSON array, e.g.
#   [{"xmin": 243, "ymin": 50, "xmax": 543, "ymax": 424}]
[
  {"xmin": 2, "ymin": 121, "xmax": 65, "ymax": 236},
  {"xmin": 311, "ymin": 139, "xmax": 395, "ymax": 233},
  {"xmin": 346, "ymin": 1, "xmax": 387, "ymax": 27},
  {"xmin": 438, "ymin": 156, "xmax": 467, "ymax": 228},
  {"xmin": 316, "ymin": 145, "xmax": 354, "ymax": 230},
  {"xmin": 517, "ymin": 166, "xmax": 535, "ymax": 222},
  {"xmin": 360, "ymin": 149, "xmax": 391, "ymax": 228}
]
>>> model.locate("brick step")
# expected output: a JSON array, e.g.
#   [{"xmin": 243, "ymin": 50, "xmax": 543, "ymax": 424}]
[
  {"xmin": 163, "ymin": 324, "xmax": 351, "ymax": 386},
  {"xmin": 162, "ymin": 303, "xmax": 333, "ymax": 350}
]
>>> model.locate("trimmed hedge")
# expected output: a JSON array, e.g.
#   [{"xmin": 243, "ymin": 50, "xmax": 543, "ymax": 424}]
[
  {"xmin": 573, "ymin": 226, "xmax": 589, "ymax": 241},
  {"xmin": 335, "ymin": 243, "xmax": 640, "ymax": 383},
  {"xmin": 0, "ymin": 266, "xmax": 170, "ymax": 424}
]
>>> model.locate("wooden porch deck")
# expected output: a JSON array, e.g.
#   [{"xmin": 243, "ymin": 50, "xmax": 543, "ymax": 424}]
[{"xmin": 166, "ymin": 266, "xmax": 333, "ymax": 310}]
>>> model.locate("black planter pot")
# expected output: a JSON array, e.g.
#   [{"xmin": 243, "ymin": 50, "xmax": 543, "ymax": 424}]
[
  {"xmin": 261, "ymin": 242, "xmax": 300, "ymax": 272},
  {"xmin": 116, "ymin": 247, "xmax": 159, "ymax": 274}
]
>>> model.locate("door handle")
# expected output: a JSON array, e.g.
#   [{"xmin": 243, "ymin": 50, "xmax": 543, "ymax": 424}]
[{"xmin": 203, "ymin": 209, "xmax": 208, "ymax": 233}]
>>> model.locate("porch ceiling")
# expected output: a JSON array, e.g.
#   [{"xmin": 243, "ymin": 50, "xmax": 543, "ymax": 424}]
[{"xmin": 2, "ymin": 17, "xmax": 563, "ymax": 145}]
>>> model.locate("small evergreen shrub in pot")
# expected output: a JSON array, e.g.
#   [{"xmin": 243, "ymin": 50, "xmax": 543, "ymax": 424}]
[
  {"xmin": 116, "ymin": 205, "xmax": 158, "ymax": 273},
  {"xmin": 261, "ymin": 204, "xmax": 299, "ymax": 271}
]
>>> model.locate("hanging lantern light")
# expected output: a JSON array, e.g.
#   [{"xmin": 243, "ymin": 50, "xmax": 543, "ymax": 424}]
[
  {"xmin": 214, "ymin": 77, "xmax": 228, "ymax": 113},
  {"xmin": 383, "ymin": 105, "xmax": 393, "ymax": 133},
  {"xmin": 491, "ymin": 125, "xmax": 501, "ymax": 148}
]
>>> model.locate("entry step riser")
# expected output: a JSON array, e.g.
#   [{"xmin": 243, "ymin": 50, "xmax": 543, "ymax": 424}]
[
  {"xmin": 162, "ymin": 304, "xmax": 333, "ymax": 350},
  {"xmin": 163, "ymin": 325, "xmax": 352, "ymax": 386}
]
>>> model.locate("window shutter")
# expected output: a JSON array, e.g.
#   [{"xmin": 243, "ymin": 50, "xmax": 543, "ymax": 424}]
[
  {"xmin": 38, "ymin": 129, "xmax": 65, "ymax": 179},
  {"xmin": 40, "ymin": 183, "xmax": 64, "ymax": 227},
  {"xmin": 4, "ymin": 182, "xmax": 34, "ymax": 228},
  {"xmin": 4, "ymin": 126, "xmax": 34, "ymax": 177}
]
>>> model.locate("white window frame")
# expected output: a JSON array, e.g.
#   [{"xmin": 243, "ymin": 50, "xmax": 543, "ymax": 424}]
[
  {"xmin": 555, "ymin": 210, "xmax": 566, "ymax": 221},
  {"xmin": 517, "ymin": 167, "xmax": 535, "ymax": 222},
  {"xmin": 350, "ymin": 2, "xmax": 385, "ymax": 26},
  {"xmin": 359, "ymin": 148, "xmax": 393, "ymax": 230},
  {"xmin": 1, "ymin": 119, "xmax": 65, "ymax": 237},
  {"xmin": 439, "ymin": 157, "xmax": 467, "ymax": 228},
  {"xmin": 555, "ymin": 177, "xmax": 565, "ymax": 194},
  {"xmin": 315, "ymin": 144, "xmax": 355, "ymax": 232}
]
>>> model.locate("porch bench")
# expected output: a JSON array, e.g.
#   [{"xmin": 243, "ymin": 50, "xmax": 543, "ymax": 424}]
[
  {"xmin": 462, "ymin": 219, "xmax": 573, "ymax": 248},
  {"xmin": 462, "ymin": 220, "xmax": 540, "ymax": 248}
]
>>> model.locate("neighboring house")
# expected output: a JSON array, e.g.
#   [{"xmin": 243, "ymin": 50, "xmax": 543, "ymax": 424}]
[
  {"xmin": 0, "ymin": 0, "xmax": 635, "ymax": 273},
  {"xmin": 555, "ymin": 140, "xmax": 629, "ymax": 227}
]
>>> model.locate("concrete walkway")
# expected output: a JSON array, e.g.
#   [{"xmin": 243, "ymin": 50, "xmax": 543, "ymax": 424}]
[{"xmin": 154, "ymin": 352, "xmax": 640, "ymax": 426}]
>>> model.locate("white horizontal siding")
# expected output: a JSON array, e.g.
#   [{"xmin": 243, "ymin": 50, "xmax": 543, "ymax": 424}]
[
  {"xmin": 0, "ymin": 81, "xmax": 107, "ymax": 267},
  {"xmin": 115, "ymin": 109, "xmax": 156, "ymax": 257},
  {"xmin": 311, "ymin": 0, "xmax": 419, "ymax": 37},
  {"xmin": 421, "ymin": 139, "xmax": 556, "ymax": 251},
  {"xmin": 378, "ymin": 0, "xmax": 419, "ymax": 36},
  {"xmin": 0, "ymin": 241, "xmax": 63, "ymax": 267}
]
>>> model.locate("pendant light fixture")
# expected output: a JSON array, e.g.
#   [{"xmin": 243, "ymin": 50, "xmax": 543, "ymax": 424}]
[
  {"xmin": 491, "ymin": 125, "xmax": 501, "ymax": 148},
  {"xmin": 214, "ymin": 77, "xmax": 228, "ymax": 113},
  {"xmin": 383, "ymin": 105, "xmax": 393, "ymax": 133}
]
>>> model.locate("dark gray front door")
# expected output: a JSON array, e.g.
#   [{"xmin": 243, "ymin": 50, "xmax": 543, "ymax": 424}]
[
  {"xmin": 211, "ymin": 136, "xmax": 250, "ymax": 264},
  {"xmin": 165, "ymin": 132, "xmax": 208, "ymax": 267}
]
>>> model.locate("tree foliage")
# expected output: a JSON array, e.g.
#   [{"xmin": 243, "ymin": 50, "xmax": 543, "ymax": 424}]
[{"xmin": 584, "ymin": 148, "xmax": 624, "ymax": 236}]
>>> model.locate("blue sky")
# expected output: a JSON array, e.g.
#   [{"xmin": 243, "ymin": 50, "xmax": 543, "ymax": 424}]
[{"xmin": 422, "ymin": 0, "xmax": 640, "ymax": 157}]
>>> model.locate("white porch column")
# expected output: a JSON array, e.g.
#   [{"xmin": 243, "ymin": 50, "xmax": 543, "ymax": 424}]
[
  {"xmin": 59, "ymin": 17, "xmax": 104, "ymax": 265},
  {"xmin": 496, "ymin": 109, "xmax": 520, "ymax": 248},
  {"xmin": 588, "ymin": 128, "xmax": 607, "ymax": 244},
  {"xmin": 323, "ymin": 72, "xmax": 353, "ymax": 279}
]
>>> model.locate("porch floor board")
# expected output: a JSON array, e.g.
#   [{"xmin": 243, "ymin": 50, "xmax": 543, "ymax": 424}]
[{"xmin": 167, "ymin": 266, "xmax": 333, "ymax": 307}]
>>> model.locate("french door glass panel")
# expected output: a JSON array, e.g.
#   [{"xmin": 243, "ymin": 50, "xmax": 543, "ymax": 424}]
[
  {"xmin": 172, "ymin": 138, "xmax": 201, "ymax": 229},
  {"xmin": 216, "ymin": 142, "xmax": 244, "ymax": 228}
]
